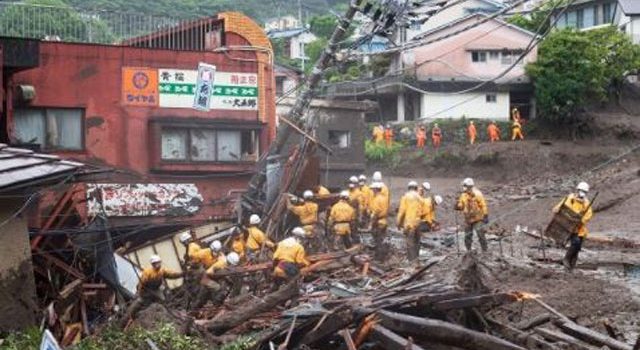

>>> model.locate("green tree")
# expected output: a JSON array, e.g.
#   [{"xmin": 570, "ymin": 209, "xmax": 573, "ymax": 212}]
[
  {"xmin": 508, "ymin": 0, "xmax": 566, "ymax": 33},
  {"xmin": 304, "ymin": 37, "xmax": 328, "ymax": 72},
  {"xmin": 309, "ymin": 15, "xmax": 336, "ymax": 38},
  {"xmin": 526, "ymin": 27, "xmax": 640, "ymax": 124}
]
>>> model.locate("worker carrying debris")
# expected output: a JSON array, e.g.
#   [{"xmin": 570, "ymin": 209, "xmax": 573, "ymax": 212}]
[
  {"xmin": 244, "ymin": 214, "xmax": 274, "ymax": 262},
  {"xmin": 287, "ymin": 191, "xmax": 321, "ymax": 252},
  {"xmin": 272, "ymin": 227, "xmax": 310, "ymax": 285},
  {"xmin": 431, "ymin": 123, "xmax": 442, "ymax": 149},
  {"xmin": 397, "ymin": 181, "xmax": 425, "ymax": 262},
  {"xmin": 455, "ymin": 178, "xmax": 489, "ymax": 252},
  {"xmin": 553, "ymin": 181, "xmax": 594, "ymax": 270},
  {"xmin": 328, "ymin": 190, "xmax": 357, "ymax": 250},
  {"xmin": 369, "ymin": 181, "xmax": 389, "ymax": 261},
  {"xmin": 122, "ymin": 255, "xmax": 184, "ymax": 327},
  {"xmin": 193, "ymin": 252, "xmax": 240, "ymax": 309},
  {"xmin": 487, "ymin": 121, "xmax": 501, "ymax": 143},
  {"xmin": 418, "ymin": 182, "xmax": 443, "ymax": 233}
]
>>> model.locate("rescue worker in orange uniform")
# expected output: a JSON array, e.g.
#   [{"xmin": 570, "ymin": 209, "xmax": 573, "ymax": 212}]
[
  {"xmin": 245, "ymin": 214, "xmax": 275, "ymax": 262},
  {"xmin": 467, "ymin": 121, "xmax": 477, "ymax": 145},
  {"xmin": 554, "ymin": 182, "xmax": 594, "ymax": 270},
  {"xmin": 384, "ymin": 124, "xmax": 394, "ymax": 147},
  {"xmin": 369, "ymin": 182, "xmax": 389, "ymax": 261},
  {"xmin": 416, "ymin": 125, "xmax": 427, "ymax": 148},
  {"xmin": 328, "ymin": 191, "xmax": 357, "ymax": 250},
  {"xmin": 487, "ymin": 121, "xmax": 501, "ymax": 143},
  {"xmin": 397, "ymin": 181, "xmax": 425, "ymax": 262},
  {"xmin": 455, "ymin": 178, "xmax": 489, "ymax": 252},
  {"xmin": 192, "ymin": 252, "xmax": 240, "ymax": 309},
  {"xmin": 287, "ymin": 190, "xmax": 322, "ymax": 252},
  {"xmin": 272, "ymin": 227, "xmax": 310, "ymax": 285},
  {"xmin": 122, "ymin": 255, "xmax": 183, "ymax": 326},
  {"xmin": 431, "ymin": 123, "xmax": 442, "ymax": 149},
  {"xmin": 372, "ymin": 124, "xmax": 385, "ymax": 144},
  {"xmin": 512, "ymin": 119, "xmax": 524, "ymax": 141}
]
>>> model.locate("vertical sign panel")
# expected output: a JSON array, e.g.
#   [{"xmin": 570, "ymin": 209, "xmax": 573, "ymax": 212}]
[{"xmin": 193, "ymin": 63, "xmax": 216, "ymax": 111}]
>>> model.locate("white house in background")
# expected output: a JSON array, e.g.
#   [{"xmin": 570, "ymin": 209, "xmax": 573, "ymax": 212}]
[
  {"xmin": 274, "ymin": 63, "xmax": 302, "ymax": 97},
  {"xmin": 617, "ymin": 0, "xmax": 640, "ymax": 44},
  {"xmin": 267, "ymin": 27, "xmax": 318, "ymax": 62},
  {"xmin": 406, "ymin": 0, "xmax": 505, "ymax": 40},
  {"xmin": 264, "ymin": 15, "xmax": 300, "ymax": 31}
]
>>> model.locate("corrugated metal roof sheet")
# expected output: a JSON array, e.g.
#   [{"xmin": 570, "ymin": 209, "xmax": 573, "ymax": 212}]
[{"xmin": 0, "ymin": 143, "xmax": 84, "ymax": 192}]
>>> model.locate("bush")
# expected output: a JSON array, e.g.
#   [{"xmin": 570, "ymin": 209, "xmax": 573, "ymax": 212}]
[{"xmin": 365, "ymin": 140, "xmax": 403, "ymax": 161}]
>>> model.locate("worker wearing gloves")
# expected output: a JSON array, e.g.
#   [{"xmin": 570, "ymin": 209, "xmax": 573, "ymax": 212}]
[
  {"xmin": 455, "ymin": 178, "xmax": 489, "ymax": 252},
  {"xmin": 467, "ymin": 121, "xmax": 477, "ymax": 145},
  {"xmin": 418, "ymin": 182, "xmax": 443, "ymax": 233},
  {"xmin": 431, "ymin": 123, "xmax": 442, "ymax": 149},
  {"xmin": 397, "ymin": 181, "xmax": 425, "ymax": 262},
  {"xmin": 287, "ymin": 191, "xmax": 321, "ymax": 252},
  {"xmin": 372, "ymin": 171, "xmax": 390, "ymax": 206},
  {"xmin": 554, "ymin": 182, "xmax": 594, "ymax": 270},
  {"xmin": 328, "ymin": 191, "xmax": 357, "ymax": 250},
  {"xmin": 192, "ymin": 252, "xmax": 241, "ymax": 309},
  {"xmin": 369, "ymin": 182, "xmax": 389, "ymax": 260},
  {"xmin": 487, "ymin": 121, "xmax": 501, "ymax": 143},
  {"xmin": 272, "ymin": 227, "xmax": 311, "ymax": 285},
  {"xmin": 372, "ymin": 124, "xmax": 385, "ymax": 144},
  {"xmin": 512, "ymin": 119, "xmax": 524, "ymax": 141},
  {"xmin": 244, "ymin": 214, "xmax": 274, "ymax": 262},
  {"xmin": 122, "ymin": 255, "xmax": 183, "ymax": 326}
]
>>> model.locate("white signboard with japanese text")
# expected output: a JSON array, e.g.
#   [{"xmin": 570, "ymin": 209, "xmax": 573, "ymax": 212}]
[
  {"xmin": 158, "ymin": 69, "xmax": 258, "ymax": 110},
  {"xmin": 192, "ymin": 63, "xmax": 217, "ymax": 111}
]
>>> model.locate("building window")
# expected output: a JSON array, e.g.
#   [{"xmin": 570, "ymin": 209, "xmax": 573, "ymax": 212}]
[
  {"xmin": 501, "ymin": 51, "xmax": 513, "ymax": 65},
  {"xmin": 576, "ymin": 9, "xmax": 584, "ymax": 28},
  {"xmin": 489, "ymin": 51, "xmax": 500, "ymax": 60},
  {"xmin": 486, "ymin": 94, "xmax": 497, "ymax": 103},
  {"xmin": 602, "ymin": 3, "xmax": 612, "ymax": 23},
  {"xmin": 567, "ymin": 10, "xmax": 577, "ymax": 28},
  {"xmin": 584, "ymin": 6, "xmax": 595, "ymax": 27},
  {"xmin": 161, "ymin": 128, "xmax": 258, "ymax": 162},
  {"xmin": 14, "ymin": 108, "xmax": 83, "ymax": 150},
  {"xmin": 471, "ymin": 51, "xmax": 487, "ymax": 63},
  {"xmin": 328, "ymin": 130, "xmax": 351, "ymax": 149},
  {"xmin": 275, "ymin": 77, "xmax": 285, "ymax": 96}
]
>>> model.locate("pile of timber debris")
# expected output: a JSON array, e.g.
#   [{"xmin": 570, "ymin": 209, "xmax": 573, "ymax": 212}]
[{"xmin": 136, "ymin": 248, "xmax": 637, "ymax": 350}]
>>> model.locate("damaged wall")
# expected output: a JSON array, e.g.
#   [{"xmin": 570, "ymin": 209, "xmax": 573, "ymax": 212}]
[{"xmin": 0, "ymin": 199, "xmax": 37, "ymax": 331}]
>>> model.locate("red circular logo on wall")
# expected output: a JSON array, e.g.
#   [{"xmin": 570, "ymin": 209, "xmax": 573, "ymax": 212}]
[{"xmin": 132, "ymin": 72, "xmax": 149, "ymax": 89}]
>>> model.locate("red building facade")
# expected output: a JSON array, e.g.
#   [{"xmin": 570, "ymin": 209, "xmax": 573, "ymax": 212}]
[{"xmin": 1, "ymin": 12, "xmax": 276, "ymax": 228}]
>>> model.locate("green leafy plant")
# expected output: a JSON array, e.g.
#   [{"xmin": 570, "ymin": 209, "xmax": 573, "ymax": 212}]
[{"xmin": 364, "ymin": 140, "xmax": 403, "ymax": 161}]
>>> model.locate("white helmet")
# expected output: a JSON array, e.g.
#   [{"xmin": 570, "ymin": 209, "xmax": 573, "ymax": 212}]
[
  {"xmin": 422, "ymin": 182, "xmax": 431, "ymax": 191},
  {"xmin": 291, "ymin": 227, "xmax": 306, "ymax": 238},
  {"xmin": 179, "ymin": 232, "xmax": 191, "ymax": 244},
  {"xmin": 149, "ymin": 255, "xmax": 162, "ymax": 264},
  {"xmin": 576, "ymin": 181, "xmax": 590, "ymax": 193},
  {"xmin": 372, "ymin": 171, "xmax": 382, "ymax": 182},
  {"xmin": 339, "ymin": 190, "xmax": 350, "ymax": 199},
  {"xmin": 227, "ymin": 252, "xmax": 240, "ymax": 266},
  {"xmin": 209, "ymin": 240, "xmax": 222, "ymax": 252},
  {"xmin": 349, "ymin": 176, "xmax": 359, "ymax": 184},
  {"xmin": 408, "ymin": 181, "xmax": 418, "ymax": 189},
  {"xmin": 249, "ymin": 214, "xmax": 261, "ymax": 225},
  {"xmin": 462, "ymin": 178, "xmax": 475, "ymax": 187},
  {"xmin": 370, "ymin": 182, "xmax": 382, "ymax": 190},
  {"xmin": 359, "ymin": 174, "xmax": 367, "ymax": 182},
  {"xmin": 434, "ymin": 195, "xmax": 443, "ymax": 205},
  {"xmin": 303, "ymin": 190, "xmax": 314, "ymax": 199}
]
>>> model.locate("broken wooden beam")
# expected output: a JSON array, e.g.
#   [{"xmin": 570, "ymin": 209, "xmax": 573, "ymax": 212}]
[
  {"xmin": 373, "ymin": 309, "xmax": 527, "ymax": 350},
  {"xmin": 297, "ymin": 307, "xmax": 356, "ymax": 347},
  {"xmin": 340, "ymin": 329, "xmax": 357, "ymax": 350},
  {"xmin": 554, "ymin": 319, "xmax": 633, "ymax": 350},
  {"xmin": 431, "ymin": 292, "xmax": 518, "ymax": 311},
  {"xmin": 514, "ymin": 313, "xmax": 552, "ymax": 331},
  {"xmin": 370, "ymin": 324, "xmax": 427, "ymax": 350},
  {"xmin": 485, "ymin": 316, "xmax": 561, "ymax": 350},
  {"xmin": 199, "ymin": 279, "xmax": 299, "ymax": 335},
  {"xmin": 534, "ymin": 327, "xmax": 600, "ymax": 350}
]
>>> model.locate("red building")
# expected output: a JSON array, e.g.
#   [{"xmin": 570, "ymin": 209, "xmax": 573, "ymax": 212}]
[{"xmin": 0, "ymin": 12, "xmax": 276, "ymax": 232}]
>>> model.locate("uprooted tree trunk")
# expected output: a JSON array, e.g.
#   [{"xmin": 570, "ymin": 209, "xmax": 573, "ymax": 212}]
[{"xmin": 200, "ymin": 279, "xmax": 299, "ymax": 335}]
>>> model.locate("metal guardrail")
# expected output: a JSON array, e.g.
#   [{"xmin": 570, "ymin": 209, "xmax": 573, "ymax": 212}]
[{"xmin": 0, "ymin": 2, "xmax": 204, "ymax": 47}]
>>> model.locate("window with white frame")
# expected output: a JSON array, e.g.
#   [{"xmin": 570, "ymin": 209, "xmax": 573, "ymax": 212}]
[
  {"xmin": 486, "ymin": 94, "xmax": 497, "ymax": 103},
  {"xmin": 161, "ymin": 127, "xmax": 258, "ymax": 162},
  {"xmin": 489, "ymin": 51, "xmax": 500, "ymax": 60},
  {"xmin": 14, "ymin": 108, "xmax": 83, "ymax": 150},
  {"xmin": 471, "ymin": 51, "xmax": 487, "ymax": 63}
]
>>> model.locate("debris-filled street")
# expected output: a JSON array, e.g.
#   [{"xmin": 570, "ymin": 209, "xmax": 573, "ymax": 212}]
[{"xmin": 2, "ymin": 0, "xmax": 640, "ymax": 349}]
